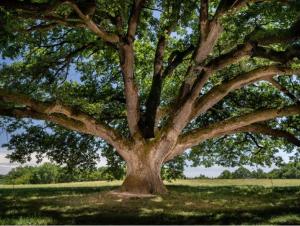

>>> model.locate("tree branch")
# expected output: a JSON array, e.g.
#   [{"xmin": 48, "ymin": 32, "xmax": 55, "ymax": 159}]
[
  {"xmin": 117, "ymin": 0, "xmax": 147, "ymax": 140},
  {"xmin": 0, "ymin": 90, "xmax": 129, "ymax": 157},
  {"xmin": 67, "ymin": 1, "xmax": 120, "ymax": 43},
  {"xmin": 250, "ymin": 18, "xmax": 300, "ymax": 45},
  {"xmin": 127, "ymin": 0, "xmax": 146, "ymax": 42},
  {"xmin": 200, "ymin": 0, "xmax": 209, "ymax": 40},
  {"xmin": 168, "ymin": 105, "xmax": 300, "ymax": 160},
  {"xmin": 238, "ymin": 124, "xmax": 300, "ymax": 147},
  {"xmin": 162, "ymin": 45, "xmax": 194, "ymax": 77},
  {"xmin": 119, "ymin": 44, "xmax": 141, "ymax": 139},
  {"xmin": 266, "ymin": 77, "xmax": 300, "ymax": 104},
  {"xmin": 191, "ymin": 66, "xmax": 299, "ymax": 121},
  {"xmin": 141, "ymin": 2, "xmax": 180, "ymax": 138}
]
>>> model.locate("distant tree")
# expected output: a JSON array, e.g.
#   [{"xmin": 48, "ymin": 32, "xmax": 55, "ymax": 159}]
[
  {"xmin": 218, "ymin": 170, "xmax": 233, "ymax": 179},
  {"xmin": 6, "ymin": 166, "xmax": 34, "ymax": 184},
  {"xmin": 268, "ymin": 162, "xmax": 300, "ymax": 179},
  {"xmin": 232, "ymin": 167, "xmax": 253, "ymax": 179},
  {"xmin": 30, "ymin": 163, "xmax": 60, "ymax": 184},
  {"xmin": 0, "ymin": 174, "xmax": 6, "ymax": 184},
  {"xmin": 251, "ymin": 168, "xmax": 267, "ymax": 179},
  {"xmin": 4, "ymin": 163, "xmax": 124, "ymax": 184},
  {"xmin": 193, "ymin": 174, "xmax": 209, "ymax": 179}
]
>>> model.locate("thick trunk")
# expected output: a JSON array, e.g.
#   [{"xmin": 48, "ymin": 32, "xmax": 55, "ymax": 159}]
[{"xmin": 120, "ymin": 154, "xmax": 167, "ymax": 194}]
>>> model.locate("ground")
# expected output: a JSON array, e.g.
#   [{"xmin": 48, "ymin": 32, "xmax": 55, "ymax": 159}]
[{"xmin": 0, "ymin": 179, "xmax": 300, "ymax": 225}]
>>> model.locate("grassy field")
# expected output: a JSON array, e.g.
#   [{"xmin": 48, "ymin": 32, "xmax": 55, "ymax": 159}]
[{"xmin": 0, "ymin": 179, "xmax": 300, "ymax": 225}]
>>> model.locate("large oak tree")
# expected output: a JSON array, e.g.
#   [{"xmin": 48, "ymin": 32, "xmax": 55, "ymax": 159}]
[{"xmin": 0, "ymin": 0, "xmax": 300, "ymax": 194}]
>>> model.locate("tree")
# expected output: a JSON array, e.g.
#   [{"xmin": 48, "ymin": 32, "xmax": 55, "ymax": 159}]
[
  {"xmin": 232, "ymin": 167, "xmax": 253, "ymax": 179},
  {"xmin": 251, "ymin": 168, "xmax": 266, "ymax": 179},
  {"xmin": 0, "ymin": 0, "xmax": 300, "ymax": 194},
  {"xmin": 218, "ymin": 170, "xmax": 232, "ymax": 179}
]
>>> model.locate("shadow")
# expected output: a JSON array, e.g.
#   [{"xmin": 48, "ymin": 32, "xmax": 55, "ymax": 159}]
[{"xmin": 0, "ymin": 184, "xmax": 299, "ymax": 224}]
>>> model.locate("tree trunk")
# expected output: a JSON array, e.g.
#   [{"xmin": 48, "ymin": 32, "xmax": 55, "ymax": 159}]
[{"xmin": 120, "ymin": 153, "xmax": 167, "ymax": 194}]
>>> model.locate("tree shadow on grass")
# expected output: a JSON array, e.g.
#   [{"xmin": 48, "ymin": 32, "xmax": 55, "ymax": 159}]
[{"xmin": 0, "ymin": 184, "xmax": 299, "ymax": 225}]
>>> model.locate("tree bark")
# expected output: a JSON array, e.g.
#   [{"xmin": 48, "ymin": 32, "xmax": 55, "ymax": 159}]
[{"xmin": 120, "ymin": 151, "xmax": 167, "ymax": 194}]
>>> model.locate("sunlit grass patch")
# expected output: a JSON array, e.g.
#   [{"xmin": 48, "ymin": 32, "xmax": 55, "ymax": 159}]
[
  {"xmin": 268, "ymin": 214, "xmax": 300, "ymax": 224},
  {"xmin": 0, "ymin": 216, "xmax": 54, "ymax": 225}
]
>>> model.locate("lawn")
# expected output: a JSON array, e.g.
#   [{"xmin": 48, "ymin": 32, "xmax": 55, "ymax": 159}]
[{"xmin": 0, "ymin": 179, "xmax": 300, "ymax": 225}]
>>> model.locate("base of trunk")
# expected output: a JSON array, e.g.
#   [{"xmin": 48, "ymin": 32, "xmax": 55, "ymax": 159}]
[
  {"xmin": 119, "ymin": 159, "xmax": 167, "ymax": 194},
  {"xmin": 120, "ymin": 173, "xmax": 167, "ymax": 194}
]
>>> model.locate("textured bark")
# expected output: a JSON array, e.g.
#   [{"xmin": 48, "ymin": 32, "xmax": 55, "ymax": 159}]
[
  {"xmin": 120, "ymin": 151, "xmax": 167, "ymax": 194},
  {"xmin": 119, "ymin": 43, "xmax": 141, "ymax": 138}
]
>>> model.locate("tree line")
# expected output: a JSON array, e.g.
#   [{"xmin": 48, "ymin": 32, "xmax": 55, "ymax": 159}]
[
  {"xmin": 0, "ymin": 162, "xmax": 185, "ymax": 185},
  {"xmin": 0, "ymin": 161, "xmax": 299, "ymax": 185},
  {"xmin": 216, "ymin": 162, "xmax": 300, "ymax": 179},
  {"xmin": 0, "ymin": 163, "xmax": 122, "ymax": 185}
]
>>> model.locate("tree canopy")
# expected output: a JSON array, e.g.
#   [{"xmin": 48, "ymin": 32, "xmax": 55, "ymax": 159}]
[{"xmin": 0, "ymin": 0, "xmax": 300, "ymax": 194}]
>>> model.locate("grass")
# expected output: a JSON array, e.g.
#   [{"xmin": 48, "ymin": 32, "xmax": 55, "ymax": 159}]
[{"xmin": 0, "ymin": 179, "xmax": 299, "ymax": 225}]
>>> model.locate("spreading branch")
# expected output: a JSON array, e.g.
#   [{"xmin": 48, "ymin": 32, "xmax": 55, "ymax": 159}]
[
  {"xmin": 266, "ymin": 78, "xmax": 300, "ymax": 104},
  {"xmin": 0, "ymin": 90, "xmax": 129, "ymax": 158},
  {"xmin": 67, "ymin": 1, "xmax": 120, "ymax": 43},
  {"xmin": 238, "ymin": 124, "xmax": 300, "ymax": 147},
  {"xmin": 191, "ymin": 66, "xmax": 300, "ymax": 121},
  {"xmin": 165, "ymin": 105, "xmax": 300, "ymax": 161}
]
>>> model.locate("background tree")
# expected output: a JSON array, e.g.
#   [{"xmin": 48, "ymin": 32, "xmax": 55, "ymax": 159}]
[
  {"xmin": 0, "ymin": 0, "xmax": 300, "ymax": 194},
  {"xmin": 218, "ymin": 170, "xmax": 232, "ymax": 179},
  {"xmin": 231, "ymin": 167, "xmax": 253, "ymax": 179}
]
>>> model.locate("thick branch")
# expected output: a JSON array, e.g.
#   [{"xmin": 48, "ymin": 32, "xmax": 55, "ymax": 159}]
[
  {"xmin": 116, "ymin": 0, "xmax": 147, "ymax": 139},
  {"xmin": 191, "ymin": 66, "xmax": 299, "ymax": 120},
  {"xmin": 250, "ymin": 19, "xmax": 300, "ymax": 45},
  {"xmin": 67, "ymin": 1, "xmax": 120, "ymax": 43},
  {"xmin": 142, "ymin": 3, "xmax": 180, "ymax": 138},
  {"xmin": 266, "ymin": 78, "xmax": 300, "ymax": 104},
  {"xmin": 172, "ymin": 105, "xmax": 300, "ymax": 158},
  {"xmin": 206, "ymin": 38, "xmax": 300, "ymax": 74},
  {"xmin": 142, "ymin": 34, "xmax": 171, "ymax": 138},
  {"xmin": 0, "ymin": 90, "xmax": 129, "ymax": 155},
  {"xmin": 162, "ymin": 45, "xmax": 194, "ymax": 77},
  {"xmin": 127, "ymin": 0, "xmax": 146, "ymax": 42},
  {"xmin": 200, "ymin": 0, "xmax": 209, "ymax": 40},
  {"xmin": 119, "ymin": 44, "xmax": 141, "ymax": 139},
  {"xmin": 205, "ymin": 42, "xmax": 255, "ymax": 72},
  {"xmin": 238, "ymin": 124, "xmax": 300, "ymax": 147}
]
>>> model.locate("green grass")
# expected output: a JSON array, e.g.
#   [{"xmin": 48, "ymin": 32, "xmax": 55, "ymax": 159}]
[{"xmin": 0, "ymin": 179, "xmax": 300, "ymax": 225}]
